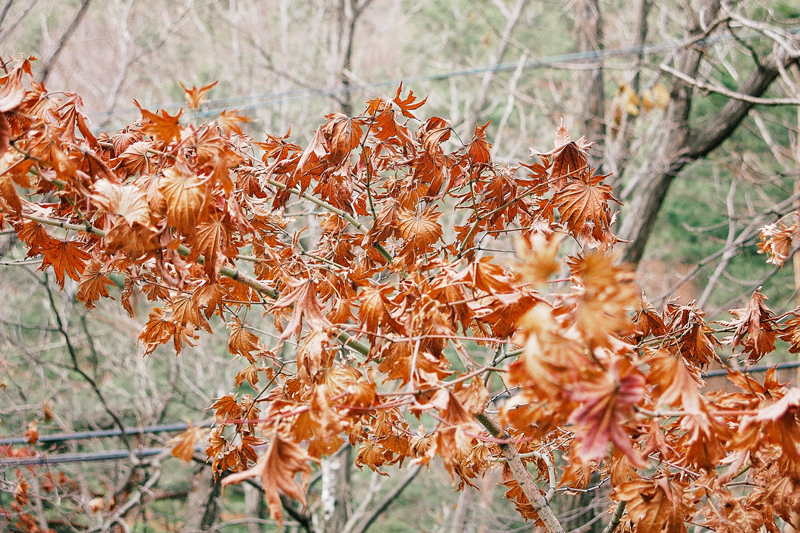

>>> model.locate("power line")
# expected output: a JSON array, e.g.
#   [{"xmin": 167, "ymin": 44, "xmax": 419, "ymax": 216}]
[
  {"xmin": 87, "ymin": 30, "xmax": 753, "ymax": 123},
  {"xmin": 0, "ymin": 447, "xmax": 166, "ymax": 467},
  {"xmin": 0, "ymin": 422, "xmax": 211, "ymax": 447},
  {"xmin": 703, "ymin": 359, "xmax": 800, "ymax": 378},
  {"xmin": 1, "ymin": 361, "xmax": 798, "ymax": 466}
]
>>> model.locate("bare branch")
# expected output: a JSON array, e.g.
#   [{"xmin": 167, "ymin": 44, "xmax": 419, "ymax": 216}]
[
  {"xmin": 660, "ymin": 62, "xmax": 800, "ymax": 106},
  {"xmin": 0, "ymin": 0, "xmax": 39, "ymax": 45},
  {"xmin": 38, "ymin": 0, "xmax": 94, "ymax": 84},
  {"xmin": 347, "ymin": 465, "xmax": 422, "ymax": 533},
  {"xmin": 476, "ymin": 409, "xmax": 565, "ymax": 533}
]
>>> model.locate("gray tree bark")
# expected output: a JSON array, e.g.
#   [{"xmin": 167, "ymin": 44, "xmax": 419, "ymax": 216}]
[
  {"xmin": 618, "ymin": 0, "xmax": 800, "ymax": 267},
  {"xmin": 575, "ymin": 0, "xmax": 605, "ymax": 147},
  {"xmin": 183, "ymin": 466, "xmax": 221, "ymax": 532},
  {"xmin": 319, "ymin": 444, "xmax": 353, "ymax": 533},
  {"xmin": 329, "ymin": 0, "xmax": 372, "ymax": 117},
  {"xmin": 38, "ymin": 0, "xmax": 93, "ymax": 84}
]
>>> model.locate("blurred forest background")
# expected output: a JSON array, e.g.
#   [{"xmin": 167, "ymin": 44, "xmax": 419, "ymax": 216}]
[{"xmin": 1, "ymin": 0, "xmax": 800, "ymax": 532}]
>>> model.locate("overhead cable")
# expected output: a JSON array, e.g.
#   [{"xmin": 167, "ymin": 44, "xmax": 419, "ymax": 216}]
[
  {"xmin": 88, "ymin": 30, "xmax": 759, "ymax": 122},
  {"xmin": 1, "ymin": 362, "xmax": 799, "ymax": 466},
  {"xmin": 0, "ymin": 447, "xmax": 165, "ymax": 467},
  {"xmin": 0, "ymin": 422, "xmax": 212, "ymax": 447}
]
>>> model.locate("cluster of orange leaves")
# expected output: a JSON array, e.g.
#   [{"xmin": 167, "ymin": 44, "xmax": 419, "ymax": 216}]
[{"xmin": 2, "ymin": 56, "xmax": 800, "ymax": 532}]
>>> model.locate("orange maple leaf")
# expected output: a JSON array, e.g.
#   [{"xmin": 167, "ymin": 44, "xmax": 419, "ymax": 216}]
[
  {"xmin": 24, "ymin": 420, "xmax": 38, "ymax": 445},
  {"xmin": 227, "ymin": 317, "xmax": 262, "ymax": 363},
  {"xmin": 614, "ymin": 476, "xmax": 691, "ymax": 533},
  {"xmin": 77, "ymin": 257, "xmax": 115, "ymax": 309},
  {"xmin": 159, "ymin": 165, "xmax": 209, "ymax": 235},
  {"xmin": 217, "ymin": 109, "xmax": 250, "ymax": 137},
  {"xmin": 0, "ymin": 60, "xmax": 29, "ymax": 113},
  {"xmin": 322, "ymin": 113, "xmax": 365, "ymax": 165},
  {"xmin": 234, "ymin": 364, "xmax": 260, "ymax": 388},
  {"xmin": 393, "ymin": 82, "xmax": 427, "ymax": 120},
  {"xmin": 269, "ymin": 279, "xmax": 331, "ymax": 341},
  {"xmin": 188, "ymin": 215, "xmax": 236, "ymax": 279},
  {"xmin": 40, "ymin": 240, "xmax": 91, "ymax": 288},
  {"xmin": 358, "ymin": 285, "xmax": 400, "ymax": 334},
  {"xmin": 467, "ymin": 122, "xmax": 492, "ymax": 166},
  {"xmin": 553, "ymin": 171, "xmax": 615, "ymax": 241},
  {"xmin": 567, "ymin": 360, "xmax": 646, "ymax": 466},
  {"xmin": 211, "ymin": 395, "xmax": 244, "ymax": 425},
  {"xmin": 135, "ymin": 100, "xmax": 183, "ymax": 144},
  {"xmin": 749, "ymin": 387, "xmax": 800, "ymax": 463},
  {"xmin": 92, "ymin": 179, "xmax": 153, "ymax": 228},
  {"xmin": 17, "ymin": 222, "xmax": 59, "ymax": 257},
  {"xmin": 535, "ymin": 122, "xmax": 594, "ymax": 189},
  {"xmin": 0, "ymin": 174, "xmax": 21, "ymax": 213},
  {"xmin": 397, "ymin": 205, "xmax": 442, "ymax": 252},
  {"xmin": 719, "ymin": 289, "xmax": 776, "ymax": 362},
  {"xmin": 169, "ymin": 425, "xmax": 201, "ymax": 462},
  {"xmin": 221, "ymin": 432, "xmax": 313, "ymax": 527},
  {"xmin": 113, "ymin": 141, "xmax": 153, "ymax": 177},
  {"xmin": 138, "ymin": 307, "xmax": 176, "ymax": 355},
  {"xmin": 180, "ymin": 80, "xmax": 218, "ymax": 110},
  {"xmin": 757, "ymin": 217, "xmax": 798, "ymax": 266}
]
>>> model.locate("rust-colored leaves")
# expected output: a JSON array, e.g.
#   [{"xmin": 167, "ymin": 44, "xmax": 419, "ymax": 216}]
[
  {"xmin": 6, "ymin": 57, "xmax": 800, "ymax": 533},
  {"xmin": 221, "ymin": 433, "xmax": 313, "ymax": 526}
]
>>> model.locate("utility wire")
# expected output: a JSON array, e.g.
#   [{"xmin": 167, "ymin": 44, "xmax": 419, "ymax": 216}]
[
  {"xmin": 0, "ymin": 447, "xmax": 166, "ymax": 467},
  {"xmin": 1, "ymin": 361, "xmax": 798, "ymax": 467},
  {"xmin": 89, "ymin": 29, "xmax": 772, "ymax": 122},
  {"xmin": 702, "ymin": 359, "xmax": 800, "ymax": 378},
  {"xmin": 0, "ymin": 422, "xmax": 212, "ymax": 446}
]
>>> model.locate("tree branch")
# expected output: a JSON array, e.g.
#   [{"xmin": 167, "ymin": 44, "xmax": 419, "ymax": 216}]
[
  {"xmin": 38, "ymin": 0, "xmax": 93, "ymax": 84},
  {"xmin": 346, "ymin": 465, "xmax": 421, "ymax": 533},
  {"xmin": 475, "ymin": 409, "xmax": 565, "ymax": 533},
  {"xmin": 602, "ymin": 501, "xmax": 626, "ymax": 533},
  {"xmin": 21, "ymin": 213, "xmax": 279, "ymax": 299},
  {"xmin": 660, "ymin": 62, "xmax": 800, "ymax": 106},
  {"xmin": 0, "ymin": 0, "xmax": 40, "ymax": 45},
  {"xmin": 41, "ymin": 273, "xmax": 132, "ymax": 451}
]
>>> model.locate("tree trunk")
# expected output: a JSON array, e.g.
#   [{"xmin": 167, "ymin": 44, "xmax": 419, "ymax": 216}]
[
  {"xmin": 38, "ymin": 0, "xmax": 93, "ymax": 84},
  {"xmin": 449, "ymin": 487, "xmax": 471, "ymax": 533},
  {"xmin": 329, "ymin": 0, "xmax": 371, "ymax": 117},
  {"xmin": 319, "ymin": 444, "xmax": 352, "ymax": 533},
  {"xmin": 244, "ymin": 483, "xmax": 264, "ymax": 533},
  {"xmin": 183, "ymin": 466, "xmax": 221, "ymax": 532},
  {"xmin": 575, "ymin": 0, "xmax": 605, "ymax": 146},
  {"xmin": 460, "ymin": 0, "xmax": 528, "ymax": 137},
  {"xmin": 617, "ymin": 0, "xmax": 800, "ymax": 267}
]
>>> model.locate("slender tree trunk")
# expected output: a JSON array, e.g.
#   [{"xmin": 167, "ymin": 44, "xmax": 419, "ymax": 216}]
[
  {"xmin": 319, "ymin": 444, "xmax": 352, "ymax": 533},
  {"xmin": 0, "ymin": 0, "xmax": 40, "ymax": 45},
  {"xmin": 38, "ymin": 0, "xmax": 93, "ymax": 84},
  {"xmin": 575, "ymin": 0, "xmax": 605, "ymax": 146},
  {"xmin": 460, "ymin": 0, "xmax": 528, "ymax": 137},
  {"xmin": 449, "ymin": 487, "xmax": 470, "ymax": 533},
  {"xmin": 244, "ymin": 483, "xmax": 263, "ymax": 533},
  {"xmin": 329, "ymin": 0, "xmax": 371, "ymax": 117},
  {"xmin": 631, "ymin": 0, "xmax": 651, "ymax": 94},
  {"xmin": 183, "ymin": 466, "xmax": 221, "ymax": 532}
]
